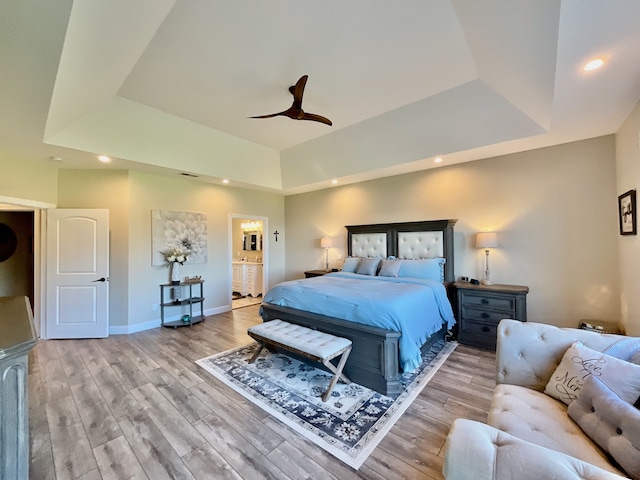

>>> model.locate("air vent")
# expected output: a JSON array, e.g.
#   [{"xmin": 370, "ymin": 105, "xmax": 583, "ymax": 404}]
[{"xmin": 180, "ymin": 173, "xmax": 199, "ymax": 178}]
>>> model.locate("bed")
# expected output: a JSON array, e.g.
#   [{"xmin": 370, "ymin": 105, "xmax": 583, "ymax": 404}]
[{"xmin": 260, "ymin": 219, "xmax": 457, "ymax": 396}]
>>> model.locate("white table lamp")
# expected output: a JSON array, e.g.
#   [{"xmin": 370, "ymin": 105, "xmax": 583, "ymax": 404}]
[
  {"xmin": 320, "ymin": 237, "xmax": 333, "ymax": 271},
  {"xmin": 476, "ymin": 232, "xmax": 498, "ymax": 285}
]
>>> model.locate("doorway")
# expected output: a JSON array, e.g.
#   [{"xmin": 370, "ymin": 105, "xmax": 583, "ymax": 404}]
[
  {"xmin": 230, "ymin": 215, "xmax": 268, "ymax": 310},
  {"xmin": 0, "ymin": 210, "xmax": 35, "ymax": 309},
  {"xmin": 0, "ymin": 195, "xmax": 55, "ymax": 338}
]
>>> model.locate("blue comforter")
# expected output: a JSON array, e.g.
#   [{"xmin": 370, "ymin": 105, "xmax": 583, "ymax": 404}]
[{"xmin": 261, "ymin": 272, "xmax": 456, "ymax": 372}]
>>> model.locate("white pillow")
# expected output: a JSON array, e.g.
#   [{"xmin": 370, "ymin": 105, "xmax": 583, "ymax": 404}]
[
  {"xmin": 544, "ymin": 341, "xmax": 640, "ymax": 405},
  {"xmin": 378, "ymin": 259, "xmax": 403, "ymax": 277},
  {"xmin": 341, "ymin": 257, "xmax": 360, "ymax": 273}
]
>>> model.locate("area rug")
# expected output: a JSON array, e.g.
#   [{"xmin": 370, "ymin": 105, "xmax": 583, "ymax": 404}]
[{"xmin": 195, "ymin": 338, "xmax": 456, "ymax": 469}]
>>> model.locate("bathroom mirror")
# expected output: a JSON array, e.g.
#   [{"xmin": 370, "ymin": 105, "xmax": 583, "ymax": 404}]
[{"xmin": 243, "ymin": 231, "xmax": 262, "ymax": 251}]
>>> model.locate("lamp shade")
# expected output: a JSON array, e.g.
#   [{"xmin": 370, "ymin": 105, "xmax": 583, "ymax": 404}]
[
  {"xmin": 320, "ymin": 237, "xmax": 333, "ymax": 249},
  {"xmin": 476, "ymin": 232, "xmax": 498, "ymax": 249}
]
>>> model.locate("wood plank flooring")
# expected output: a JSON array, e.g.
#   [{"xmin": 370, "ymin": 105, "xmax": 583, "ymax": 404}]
[{"xmin": 28, "ymin": 305, "xmax": 496, "ymax": 479}]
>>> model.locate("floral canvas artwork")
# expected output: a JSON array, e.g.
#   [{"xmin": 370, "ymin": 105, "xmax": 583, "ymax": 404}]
[{"xmin": 151, "ymin": 210, "xmax": 208, "ymax": 265}]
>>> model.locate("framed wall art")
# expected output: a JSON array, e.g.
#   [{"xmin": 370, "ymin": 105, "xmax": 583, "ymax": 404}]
[
  {"xmin": 618, "ymin": 189, "xmax": 636, "ymax": 236},
  {"xmin": 151, "ymin": 210, "xmax": 208, "ymax": 265}
]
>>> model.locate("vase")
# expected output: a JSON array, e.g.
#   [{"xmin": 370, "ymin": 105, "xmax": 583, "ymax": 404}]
[{"xmin": 171, "ymin": 261, "xmax": 182, "ymax": 285}]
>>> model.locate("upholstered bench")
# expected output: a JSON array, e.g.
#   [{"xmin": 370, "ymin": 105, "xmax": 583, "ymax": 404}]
[{"xmin": 247, "ymin": 319, "xmax": 352, "ymax": 401}]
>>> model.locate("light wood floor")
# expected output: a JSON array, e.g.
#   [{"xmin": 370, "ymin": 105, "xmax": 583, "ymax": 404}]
[{"xmin": 29, "ymin": 305, "xmax": 496, "ymax": 480}]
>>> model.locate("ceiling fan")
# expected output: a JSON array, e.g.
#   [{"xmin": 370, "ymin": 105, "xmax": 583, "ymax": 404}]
[{"xmin": 250, "ymin": 75, "xmax": 332, "ymax": 126}]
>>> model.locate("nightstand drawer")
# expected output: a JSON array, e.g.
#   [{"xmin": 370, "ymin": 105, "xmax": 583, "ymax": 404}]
[
  {"xmin": 460, "ymin": 293, "xmax": 515, "ymax": 313},
  {"xmin": 458, "ymin": 320, "xmax": 499, "ymax": 350},
  {"xmin": 460, "ymin": 306, "xmax": 514, "ymax": 323}
]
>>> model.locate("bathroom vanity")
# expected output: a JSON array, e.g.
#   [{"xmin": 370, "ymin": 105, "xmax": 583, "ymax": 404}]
[{"xmin": 232, "ymin": 261, "xmax": 263, "ymax": 297}]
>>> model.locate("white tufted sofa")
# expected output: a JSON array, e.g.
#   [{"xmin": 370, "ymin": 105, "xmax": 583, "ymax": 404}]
[{"xmin": 443, "ymin": 319, "xmax": 634, "ymax": 480}]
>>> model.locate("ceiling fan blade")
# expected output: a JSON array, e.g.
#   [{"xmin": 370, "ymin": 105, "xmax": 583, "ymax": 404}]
[
  {"xmin": 249, "ymin": 112, "xmax": 284, "ymax": 119},
  {"xmin": 300, "ymin": 112, "xmax": 333, "ymax": 126},
  {"xmin": 289, "ymin": 75, "xmax": 308, "ymax": 110},
  {"xmin": 250, "ymin": 106, "xmax": 299, "ymax": 120}
]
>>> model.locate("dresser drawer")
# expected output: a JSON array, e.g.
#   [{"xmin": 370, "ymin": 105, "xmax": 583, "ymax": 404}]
[
  {"xmin": 460, "ymin": 292, "xmax": 515, "ymax": 313},
  {"xmin": 460, "ymin": 306, "xmax": 513, "ymax": 324}
]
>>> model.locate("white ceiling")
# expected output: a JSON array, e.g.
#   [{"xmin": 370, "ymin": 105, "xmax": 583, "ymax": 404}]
[{"xmin": 3, "ymin": 0, "xmax": 640, "ymax": 195}]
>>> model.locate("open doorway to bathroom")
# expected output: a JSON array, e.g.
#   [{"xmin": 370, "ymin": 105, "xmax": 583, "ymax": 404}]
[
  {"xmin": 0, "ymin": 210, "xmax": 35, "ymax": 309},
  {"xmin": 230, "ymin": 216, "xmax": 267, "ymax": 310}
]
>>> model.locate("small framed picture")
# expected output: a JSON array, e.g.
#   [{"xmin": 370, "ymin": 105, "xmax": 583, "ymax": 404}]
[{"xmin": 618, "ymin": 189, "xmax": 636, "ymax": 235}]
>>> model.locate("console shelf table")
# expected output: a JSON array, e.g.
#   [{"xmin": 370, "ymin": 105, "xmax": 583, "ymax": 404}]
[{"xmin": 160, "ymin": 280, "xmax": 205, "ymax": 328}]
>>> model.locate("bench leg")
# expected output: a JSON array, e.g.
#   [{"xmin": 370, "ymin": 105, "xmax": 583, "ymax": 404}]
[
  {"xmin": 248, "ymin": 342, "xmax": 265, "ymax": 364},
  {"xmin": 321, "ymin": 347, "xmax": 352, "ymax": 402}
]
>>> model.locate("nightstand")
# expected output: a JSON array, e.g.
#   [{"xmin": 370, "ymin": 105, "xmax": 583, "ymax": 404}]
[
  {"xmin": 452, "ymin": 282, "xmax": 529, "ymax": 351},
  {"xmin": 304, "ymin": 269, "xmax": 330, "ymax": 278}
]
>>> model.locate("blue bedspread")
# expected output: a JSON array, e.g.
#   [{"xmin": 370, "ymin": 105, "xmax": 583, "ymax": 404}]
[{"xmin": 261, "ymin": 272, "xmax": 456, "ymax": 372}]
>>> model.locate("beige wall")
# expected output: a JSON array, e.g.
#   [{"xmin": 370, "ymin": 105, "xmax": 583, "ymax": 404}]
[
  {"xmin": 616, "ymin": 100, "xmax": 640, "ymax": 336},
  {"xmin": 285, "ymin": 136, "xmax": 620, "ymax": 328},
  {"xmin": 126, "ymin": 171, "xmax": 284, "ymax": 329},
  {"xmin": 57, "ymin": 170, "xmax": 131, "ymax": 327},
  {"xmin": 57, "ymin": 169, "xmax": 285, "ymax": 331},
  {"xmin": 0, "ymin": 154, "xmax": 59, "ymax": 204}
]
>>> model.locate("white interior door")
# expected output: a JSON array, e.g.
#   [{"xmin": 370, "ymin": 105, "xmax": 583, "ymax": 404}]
[{"xmin": 45, "ymin": 209, "xmax": 109, "ymax": 338}]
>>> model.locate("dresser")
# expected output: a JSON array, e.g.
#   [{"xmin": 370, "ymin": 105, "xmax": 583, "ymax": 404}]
[
  {"xmin": 0, "ymin": 296, "xmax": 37, "ymax": 480},
  {"xmin": 453, "ymin": 282, "xmax": 529, "ymax": 351},
  {"xmin": 232, "ymin": 262, "xmax": 263, "ymax": 297}
]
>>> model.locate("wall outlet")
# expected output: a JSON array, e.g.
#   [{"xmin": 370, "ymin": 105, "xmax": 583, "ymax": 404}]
[
  {"xmin": 336, "ymin": 253, "xmax": 343, "ymax": 260},
  {"xmin": 152, "ymin": 303, "xmax": 158, "ymax": 311}
]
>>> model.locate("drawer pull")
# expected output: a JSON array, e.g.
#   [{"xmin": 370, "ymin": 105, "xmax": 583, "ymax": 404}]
[
  {"xmin": 481, "ymin": 299, "xmax": 489, "ymax": 305},
  {"xmin": 481, "ymin": 312, "xmax": 490, "ymax": 319},
  {"xmin": 482, "ymin": 326, "xmax": 491, "ymax": 332}
]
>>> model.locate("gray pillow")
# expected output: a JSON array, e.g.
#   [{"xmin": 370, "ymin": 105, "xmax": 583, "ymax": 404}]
[
  {"xmin": 341, "ymin": 257, "xmax": 360, "ymax": 273},
  {"xmin": 355, "ymin": 257, "xmax": 381, "ymax": 276},
  {"xmin": 568, "ymin": 375, "xmax": 640, "ymax": 479},
  {"xmin": 378, "ymin": 259, "xmax": 403, "ymax": 277}
]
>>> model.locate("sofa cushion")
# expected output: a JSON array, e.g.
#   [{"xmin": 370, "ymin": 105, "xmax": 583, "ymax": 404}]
[
  {"xmin": 568, "ymin": 376, "xmax": 640, "ymax": 479},
  {"xmin": 489, "ymin": 384, "xmax": 620, "ymax": 474},
  {"xmin": 544, "ymin": 341, "xmax": 640, "ymax": 405},
  {"xmin": 444, "ymin": 418, "xmax": 628, "ymax": 480},
  {"xmin": 496, "ymin": 320, "xmax": 622, "ymax": 392}
]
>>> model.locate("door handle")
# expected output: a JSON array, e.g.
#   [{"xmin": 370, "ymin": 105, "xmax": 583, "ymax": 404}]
[{"xmin": 93, "ymin": 277, "xmax": 107, "ymax": 282}]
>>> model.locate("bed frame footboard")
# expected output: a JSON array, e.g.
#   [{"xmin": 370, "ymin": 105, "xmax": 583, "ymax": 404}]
[{"xmin": 260, "ymin": 303, "xmax": 446, "ymax": 396}]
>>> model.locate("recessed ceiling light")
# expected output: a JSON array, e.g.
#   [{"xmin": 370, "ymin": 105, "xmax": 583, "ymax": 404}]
[
  {"xmin": 49, "ymin": 156, "xmax": 63, "ymax": 162},
  {"xmin": 98, "ymin": 155, "xmax": 111, "ymax": 163},
  {"xmin": 583, "ymin": 58, "xmax": 605, "ymax": 71},
  {"xmin": 222, "ymin": 179, "xmax": 230, "ymax": 184},
  {"xmin": 434, "ymin": 157, "xmax": 443, "ymax": 163},
  {"xmin": 331, "ymin": 179, "xmax": 338, "ymax": 185}
]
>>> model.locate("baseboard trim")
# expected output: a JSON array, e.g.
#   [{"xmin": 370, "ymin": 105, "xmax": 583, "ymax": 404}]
[{"xmin": 109, "ymin": 304, "xmax": 232, "ymax": 335}]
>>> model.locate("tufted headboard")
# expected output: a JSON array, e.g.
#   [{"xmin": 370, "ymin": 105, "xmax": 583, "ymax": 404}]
[{"xmin": 346, "ymin": 219, "xmax": 457, "ymax": 283}]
